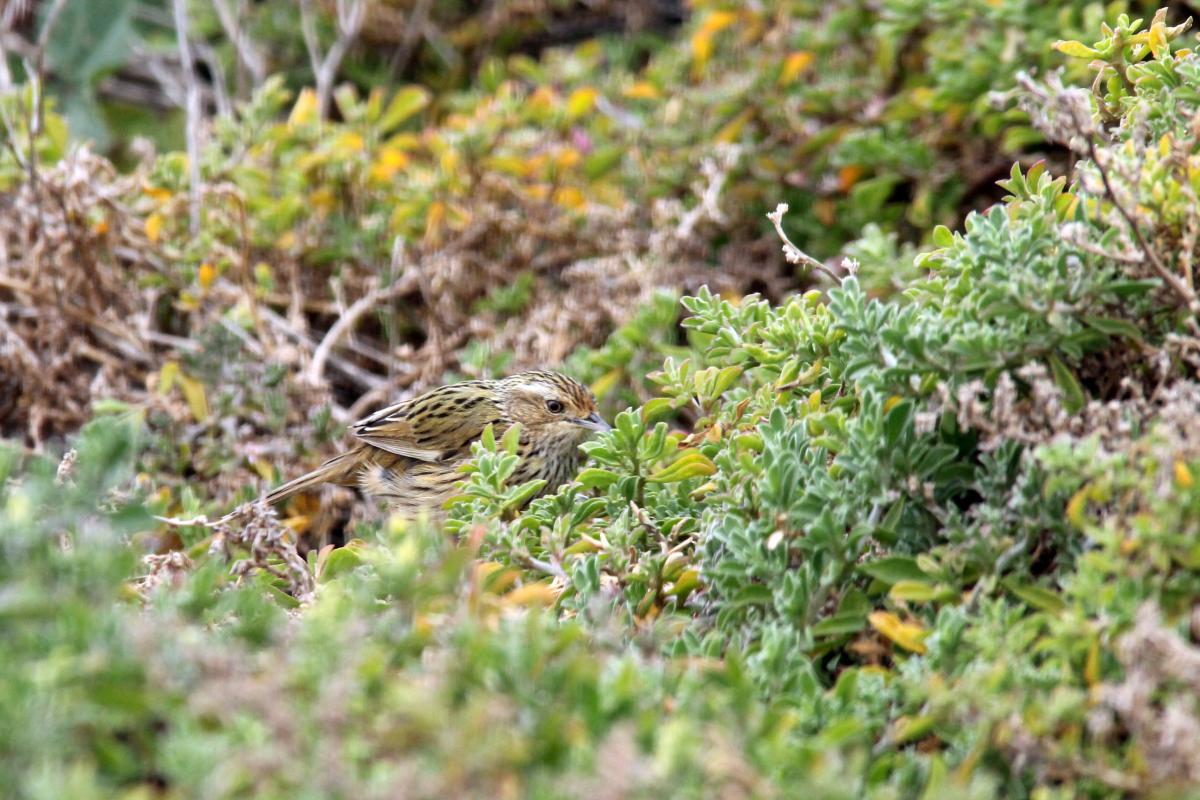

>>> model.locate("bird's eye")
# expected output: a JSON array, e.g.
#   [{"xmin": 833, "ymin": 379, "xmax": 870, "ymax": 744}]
[{"xmin": 546, "ymin": 399, "xmax": 565, "ymax": 414}]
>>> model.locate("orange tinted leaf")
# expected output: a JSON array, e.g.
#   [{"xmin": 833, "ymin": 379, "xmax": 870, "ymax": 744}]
[
  {"xmin": 144, "ymin": 213, "xmax": 164, "ymax": 243},
  {"xmin": 868, "ymin": 611, "xmax": 929, "ymax": 654},
  {"xmin": 505, "ymin": 582, "xmax": 559, "ymax": 607},
  {"xmin": 623, "ymin": 81, "xmax": 661, "ymax": 100},
  {"xmin": 779, "ymin": 51, "xmax": 815, "ymax": 85},
  {"xmin": 566, "ymin": 87, "xmax": 598, "ymax": 119}
]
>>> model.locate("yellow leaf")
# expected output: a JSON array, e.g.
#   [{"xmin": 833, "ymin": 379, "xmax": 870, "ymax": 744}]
[
  {"xmin": 1066, "ymin": 487, "xmax": 1088, "ymax": 528},
  {"xmin": 309, "ymin": 187, "xmax": 336, "ymax": 213},
  {"xmin": 554, "ymin": 147, "xmax": 582, "ymax": 171},
  {"xmin": 1084, "ymin": 637, "xmax": 1101, "ymax": 686},
  {"xmin": 715, "ymin": 109, "xmax": 753, "ymax": 143},
  {"xmin": 883, "ymin": 395, "xmax": 904, "ymax": 413},
  {"xmin": 700, "ymin": 10, "xmax": 738, "ymax": 34},
  {"xmin": 566, "ymin": 87, "xmax": 598, "ymax": 120},
  {"xmin": 289, "ymin": 88, "xmax": 319, "ymax": 126},
  {"xmin": 425, "ymin": 200, "xmax": 446, "ymax": 245},
  {"xmin": 553, "ymin": 186, "xmax": 586, "ymax": 210},
  {"xmin": 505, "ymin": 582, "xmax": 559, "ymax": 607},
  {"xmin": 868, "ymin": 611, "xmax": 929, "ymax": 654},
  {"xmin": 144, "ymin": 213, "xmax": 164, "ymax": 243},
  {"xmin": 198, "ymin": 262, "xmax": 216, "ymax": 290},
  {"xmin": 282, "ymin": 514, "xmax": 310, "ymax": 535},
  {"xmin": 484, "ymin": 155, "xmax": 531, "ymax": 177},
  {"xmin": 590, "ymin": 368, "xmax": 623, "ymax": 400},
  {"xmin": 383, "ymin": 132, "xmax": 420, "ymax": 150},
  {"xmin": 331, "ymin": 131, "xmax": 365, "ymax": 154},
  {"xmin": 142, "ymin": 183, "xmax": 172, "ymax": 203},
  {"xmin": 1175, "ymin": 460, "xmax": 1194, "ymax": 489},
  {"xmin": 177, "ymin": 374, "xmax": 209, "ymax": 422},
  {"xmin": 808, "ymin": 390, "xmax": 822, "ymax": 411},
  {"xmin": 1148, "ymin": 22, "xmax": 1168, "ymax": 59},
  {"xmin": 779, "ymin": 51, "xmax": 815, "ymax": 85},
  {"xmin": 369, "ymin": 147, "xmax": 410, "ymax": 183},
  {"xmin": 838, "ymin": 165, "xmax": 865, "ymax": 192},
  {"xmin": 253, "ymin": 459, "xmax": 275, "ymax": 481},
  {"xmin": 623, "ymin": 81, "xmax": 661, "ymax": 100},
  {"xmin": 691, "ymin": 30, "xmax": 714, "ymax": 72},
  {"xmin": 529, "ymin": 86, "xmax": 559, "ymax": 111},
  {"xmin": 649, "ymin": 451, "xmax": 717, "ymax": 483},
  {"xmin": 158, "ymin": 361, "xmax": 180, "ymax": 394}
]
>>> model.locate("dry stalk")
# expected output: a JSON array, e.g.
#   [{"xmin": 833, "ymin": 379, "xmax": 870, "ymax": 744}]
[
  {"xmin": 171, "ymin": 0, "xmax": 204, "ymax": 235},
  {"xmin": 298, "ymin": 0, "xmax": 366, "ymax": 119},
  {"xmin": 211, "ymin": 0, "xmax": 268, "ymax": 93}
]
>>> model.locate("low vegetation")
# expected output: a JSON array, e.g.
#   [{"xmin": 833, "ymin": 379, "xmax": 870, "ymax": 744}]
[{"xmin": 3, "ymin": 2, "xmax": 1200, "ymax": 797}]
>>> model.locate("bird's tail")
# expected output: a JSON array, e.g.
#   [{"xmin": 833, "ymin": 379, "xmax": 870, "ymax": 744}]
[{"xmin": 213, "ymin": 450, "xmax": 360, "ymax": 526}]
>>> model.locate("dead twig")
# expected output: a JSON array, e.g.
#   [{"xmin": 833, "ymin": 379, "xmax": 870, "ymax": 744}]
[
  {"xmin": 211, "ymin": 0, "xmax": 267, "ymax": 93},
  {"xmin": 171, "ymin": 0, "xmax": 204, "ymax": 235},
  {"xmin": 298, "ymin": 0, "xmax": 366, "ymax": 119},
  {"xmin": 305, "ymin": 276, "xmax": 417, "ymax": 388},
  {"xmin": 1086, "ymin": 137, "xmax": 1200, "ymax": 332},
  {"xmin": 766, "ymin": 203, "xmax": 840, "ymax": 282}
]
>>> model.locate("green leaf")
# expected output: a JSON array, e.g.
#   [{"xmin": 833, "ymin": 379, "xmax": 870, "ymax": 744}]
[
  {"xmin": 858, "ymin": 556, "xmax": 926, "ymax": 586},
  {"xmin": 500, "ymin": 423, "xmax": 522, "ymax": 455},
  {"xmin": 576, "ymin": 468, "xmax": 621, "ymax": 490},
  {"xmin": 883, "ymin": 400, "xmax": 913, "ymax": 449},
  {"xmin": 889, "ymin": 580, "xmax": 956, "ymax": 604},
  {"xmin": 811, "ymin": 611, "xmax": 868, "ymax": 637},
  {"xmin": 380, "ymin": 86, "xmax": 431, "ymax": 133},
  {"xmin": 648, "ymin": 450, "xmax": 717, "ymax": 483},
  {"xmin": 640, "ymin": 397, "xmax": 675, "ymax": 423},
  {"xmin": 1083, "ymin": 315, "xmax": 1143, "ymax": 341},
  {"xmin": 503, "ymin": 479, "xmax": 548, "ymax": 511},
  {"xmin": 583, "ymin": 146, "xmax": 624, "ymax": 180},
  {"xmin": 1054, "ymin": 40, "xmax": 1101, "ymax": 58},
  {"xmin": 1002, "ymin": 579, "xmax": 1066, "ymax": 614},
  {"xmin": 1047, "ymin": 354, "xmax": 1086, "ymax": 414},
  {"xmin": 319, "ymin": 546, "xmax": 363, "ymax": 582}
]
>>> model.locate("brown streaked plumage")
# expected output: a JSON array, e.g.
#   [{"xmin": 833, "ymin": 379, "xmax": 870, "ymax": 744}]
[{"xmin": 248, "ymin": 371, "xmax": 609, "ymax": 519}]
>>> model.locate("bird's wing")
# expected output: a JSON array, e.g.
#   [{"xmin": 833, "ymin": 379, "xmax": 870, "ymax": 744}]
[{"xmin": 350, "ymin": 381, "xmax": 505, "ymax": 461}]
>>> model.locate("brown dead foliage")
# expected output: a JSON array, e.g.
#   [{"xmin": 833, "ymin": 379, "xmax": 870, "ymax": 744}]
[
  {"xmin": 0, "ymin": 124, "xmax": 785, "ymax": 550},
  {"xmin": 0, "ymin": 147, "xmax": 159, "ymax": 447}
]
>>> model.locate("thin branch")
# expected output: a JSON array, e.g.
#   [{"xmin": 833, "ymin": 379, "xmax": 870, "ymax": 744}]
[
  {"xmin": 1087, "ymin": 138, "xmax": 1200, "ymax": 328},
  {"xmin": 305, "ymin": 277, "xmax": 415, "ymax": 387},
  {"xmin": 259, "ymin": 305, "xmax": 383, "ymax": 393},
  {"xmin": 171, "ymin": 0, "xmax": 204, "ymax": 235},
  {"xmin": 388, "ymin": 0, "xmax": 431, "ymax": 77},
  {"xmin": 193, "ymin": 41, "xmax": 232, "ymax": 118},
  {"xmin": 298, "ymin": 0, "xmax": 365, "ymax": 119},
  {"xmin": 766, "ymin": 203, "xmax": 840, "ymax": 281},
  {"xmin": 211, "ymin": 0, "xmax": 267, "ymax": 92},
  {"xmin": 522, "ymin": 555, "xmax": 569, "ymax": 581}
]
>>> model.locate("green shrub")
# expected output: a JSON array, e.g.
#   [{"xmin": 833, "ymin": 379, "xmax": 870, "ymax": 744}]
[{"xmin": 7, "ymin": 5, "xmax": 1200, "ymax": 799}]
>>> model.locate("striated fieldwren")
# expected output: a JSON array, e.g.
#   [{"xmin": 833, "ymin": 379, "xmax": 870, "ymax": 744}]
[{"xmin": 256, "ymin": 371, "xmax": 611, "ymax": 518}]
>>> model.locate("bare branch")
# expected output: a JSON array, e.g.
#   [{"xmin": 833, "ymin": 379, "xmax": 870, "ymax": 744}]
[
  {"xmin": 306, "ymin": 277, "xmax": 417, "ymax": 387},
  {"xmin": 1086, "ymin": 138, "xmax": 1200, "ymax": 327},
  {"xmin": 298, "ymin": 0, "xmax": 365, "ymax": 119},
  {"xmin": 211, "ymin": 0, "xmax": 267, "ymax": 92},
  {"xmin": 766, "ymin": 203, "xmax": 840, "ymax": 281},
  {"xmin": 171, "ymin": 0, "xmax": 204, "ymax": 235}
]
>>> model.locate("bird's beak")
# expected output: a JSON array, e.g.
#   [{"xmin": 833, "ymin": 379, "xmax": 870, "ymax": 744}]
[{"xmin": 574, "ymin": 412, "xmax": 612, "ymax": 432}]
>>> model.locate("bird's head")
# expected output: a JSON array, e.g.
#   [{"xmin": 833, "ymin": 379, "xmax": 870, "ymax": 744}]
[{"xmin": 501, "ymin": 371, "xmax": 611, "ymax": 440}]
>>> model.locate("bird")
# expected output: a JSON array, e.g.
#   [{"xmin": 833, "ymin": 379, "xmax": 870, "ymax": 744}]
[{"xmin": 238, "ymin": 370, "xmax": 611, "ymax": 520}]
